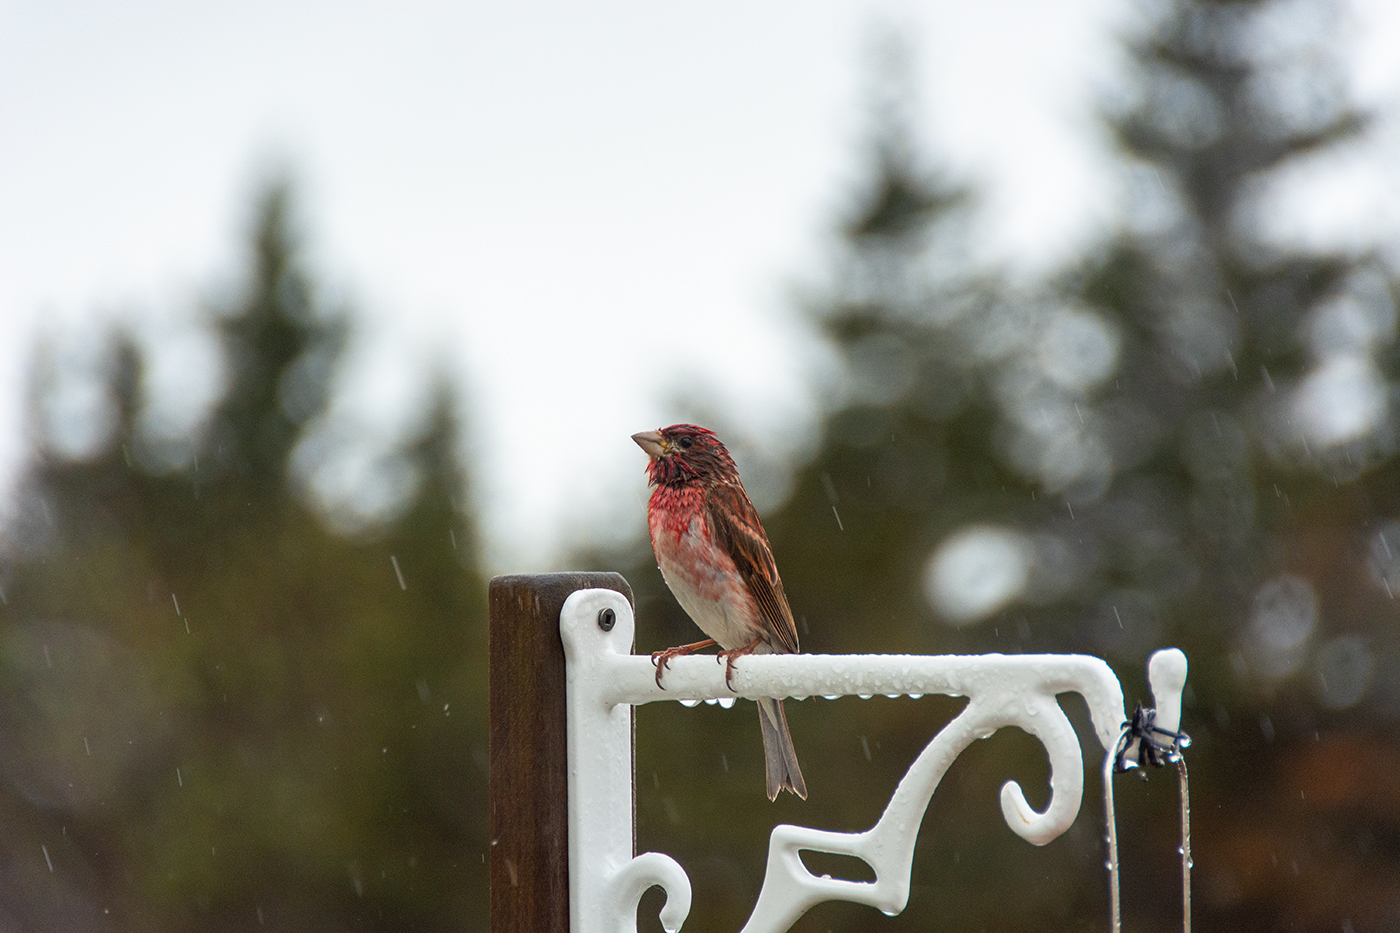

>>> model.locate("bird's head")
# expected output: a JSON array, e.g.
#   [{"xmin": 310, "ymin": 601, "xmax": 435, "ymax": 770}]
[{"xmin": 632, "ymin": 424, "xmax": 739, "ymax": 487}]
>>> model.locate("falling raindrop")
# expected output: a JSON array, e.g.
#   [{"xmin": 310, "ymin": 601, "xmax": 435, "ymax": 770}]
[{"xmin": 1369, "ymin": 523, "xmax": 1400, "ymax": 596}]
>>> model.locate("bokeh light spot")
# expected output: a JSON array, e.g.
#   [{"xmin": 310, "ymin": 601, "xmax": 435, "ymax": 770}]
[
  {"xmin": 1242, "ymin": 574, "xmax": 1318, "ymax": 681},
  {"xmin": 924, "ymin": 525, "xmax": 1032, "ymax": 625},
  {"xmin": 1314, "ymin": 635, "xmax": 1374, "ymax": 709}
]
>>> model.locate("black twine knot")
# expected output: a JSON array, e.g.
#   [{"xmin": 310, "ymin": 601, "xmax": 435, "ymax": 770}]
[{"xmin": 1115, "ymin": 703, "xmax": 1191, "ymax": 775}]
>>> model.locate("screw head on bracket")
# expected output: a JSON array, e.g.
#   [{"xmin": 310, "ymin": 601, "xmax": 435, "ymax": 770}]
[{"xmin": 597, "ymin": 607, "xmax": 616, "ymax": 632}]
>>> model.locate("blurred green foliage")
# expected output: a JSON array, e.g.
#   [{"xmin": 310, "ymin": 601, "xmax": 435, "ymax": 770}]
[
  {"xmin": 0, "ymin": 185, "xmax": 489, "ymax": 931},
  {"xmin": 602, "ymin": 1, "xmax": 1400, "ymax": 931},
  {"xmin": 2, "ymin": 0, "xmax": 1398, "ymax": 931}
]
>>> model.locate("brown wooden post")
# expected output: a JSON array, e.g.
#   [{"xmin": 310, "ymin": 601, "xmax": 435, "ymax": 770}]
[{"xmin": 488, "ymin": 572, "xmax": 634, "ymax": 933}]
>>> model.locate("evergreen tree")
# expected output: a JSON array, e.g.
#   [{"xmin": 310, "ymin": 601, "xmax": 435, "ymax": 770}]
[
  {"xmin": 1068, "ymin": 1, "xmax": 1400, "ymax": 928},
  {"xmin": 0, "ymin": 183, "xmax": 490, "ymax": 932},
  {"xmin": 597, "ymin": 3, "xmax": 1400, "ymax": 930}
]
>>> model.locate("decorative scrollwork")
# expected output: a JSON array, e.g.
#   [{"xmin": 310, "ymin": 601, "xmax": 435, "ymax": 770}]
[{"xmin": 560, "ymin": 588, "xmax": 1133, "ymax": 933}]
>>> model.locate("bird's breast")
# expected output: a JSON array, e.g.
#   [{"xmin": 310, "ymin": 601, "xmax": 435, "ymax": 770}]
[{"xmin": 648, "ymin": 489, "xmax": 760, "ymax": 649}]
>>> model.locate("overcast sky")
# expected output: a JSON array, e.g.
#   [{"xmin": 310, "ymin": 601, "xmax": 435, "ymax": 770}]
[{"xmin": 3, "ymin": 0, "xmax": 1398, "ymax": 569}]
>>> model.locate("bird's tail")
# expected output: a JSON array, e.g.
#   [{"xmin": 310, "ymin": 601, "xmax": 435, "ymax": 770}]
[{"xmin": 757, "ymin": 696, "xmax": 807, "ymax": 800}]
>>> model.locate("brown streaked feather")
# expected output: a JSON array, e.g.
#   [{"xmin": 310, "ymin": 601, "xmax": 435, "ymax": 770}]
[{"xmin": 704, "ymin": 483, "xmax": 800, "ymax": 655}]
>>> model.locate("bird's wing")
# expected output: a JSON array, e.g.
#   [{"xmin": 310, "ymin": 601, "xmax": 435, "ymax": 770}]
[{"xmin": 705, "ymin": 483, "xmax": 800, "ymax": 654}]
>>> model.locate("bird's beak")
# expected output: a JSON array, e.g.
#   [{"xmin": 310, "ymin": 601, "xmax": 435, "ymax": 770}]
[{"xmin": 632, "ymin": 430, "xmax": 665, "ymax": 459}]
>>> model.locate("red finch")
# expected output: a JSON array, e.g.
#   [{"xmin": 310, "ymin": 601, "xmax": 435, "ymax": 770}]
[{"xmin": 632, "ymin": 424, "xmax": 807, "ymax": 801}]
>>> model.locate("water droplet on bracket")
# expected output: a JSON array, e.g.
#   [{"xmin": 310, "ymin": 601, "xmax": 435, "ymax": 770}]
[{"xmin": 679, "ymin": 699, "xmax": 700, "ymax": 708}]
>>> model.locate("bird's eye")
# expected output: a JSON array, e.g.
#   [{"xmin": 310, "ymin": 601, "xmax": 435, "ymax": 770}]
[{"xmin": 678, "ymin": 436, "xmax": 694, "ymax": 449}]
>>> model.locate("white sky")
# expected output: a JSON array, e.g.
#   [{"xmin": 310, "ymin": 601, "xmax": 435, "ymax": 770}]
[{"xmin": 2, "ymin": 0, "xmax": 1398, "ymax": 570}]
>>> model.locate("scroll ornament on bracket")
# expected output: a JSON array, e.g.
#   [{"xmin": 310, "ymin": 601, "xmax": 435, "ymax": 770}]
[{"xmin": 560, "ymin": 588, "xmax": 1188, "ymax": 933}]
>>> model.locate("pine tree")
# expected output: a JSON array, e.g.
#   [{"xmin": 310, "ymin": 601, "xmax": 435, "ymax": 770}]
[
  {"xmin": 592, "ymin": 3, "xmax": 1400, "ymax": 930},
  {"xmin": 0, "ymin": 183, "xmax": 490, "ymax": 932},
  {"xmin": 1067, "ymin": 1, "xmax": 1400, "ymax": 928}
]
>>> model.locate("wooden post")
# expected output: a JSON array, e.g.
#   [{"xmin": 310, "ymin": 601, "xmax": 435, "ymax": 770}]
[{"xmin": 489, "ymin": 572, "xmax": 634, "ymax": 933}]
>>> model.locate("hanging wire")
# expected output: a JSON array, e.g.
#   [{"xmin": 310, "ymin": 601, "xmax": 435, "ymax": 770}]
[
  {"xmin": 1103, "ymin": 727, "xmax": 1130, "ymax": 933},
  {"xmin": 1177, "ymin": 757, "xmax": 1191, "ymax": 933},
  {"xmin": 1103, "ymin": 705, "xmax": 1192, "ymax": 933}
]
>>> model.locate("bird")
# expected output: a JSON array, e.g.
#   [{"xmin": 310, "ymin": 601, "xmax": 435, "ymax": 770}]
[{"xmin": 632, "ymin": 423, "xmax": 807, "ymax": 800}]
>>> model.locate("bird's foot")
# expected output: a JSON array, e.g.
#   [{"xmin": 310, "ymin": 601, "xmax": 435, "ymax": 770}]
[
  {"xmin": 715, "ymin": 637, "xmax": 763, "ymax": 690},
  {"xmin": 650, "ymin": 639, "xmax": 718, "ymax": 688}
]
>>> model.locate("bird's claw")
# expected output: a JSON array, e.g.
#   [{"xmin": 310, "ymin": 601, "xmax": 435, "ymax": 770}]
[
  {"xmin": 649, "ymin": 639, "xmax": 718, "ymax": 690},
  {"xmin": 650, "ymin": 650, "xmax": 674, "ymax": 689},
  {"xmin": 716, "ymin": 654, "xmax": 738, "ymax": 691},
  {"xmin": 715, "ymin": 637, "xmax": 762, "ymax": 692}
]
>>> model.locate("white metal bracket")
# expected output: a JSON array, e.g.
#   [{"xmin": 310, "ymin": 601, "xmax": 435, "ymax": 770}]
[{"xmin": 560, "ymin": 587, "xmax": 1183, "ymax": 933}]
